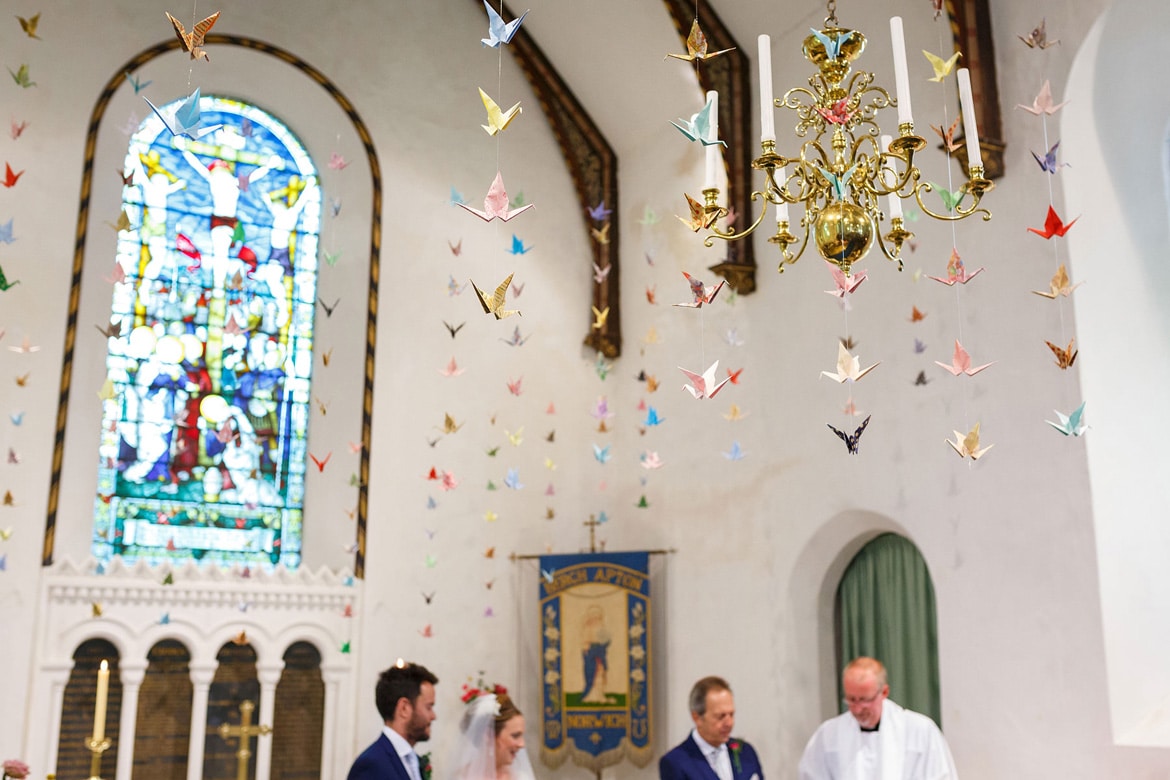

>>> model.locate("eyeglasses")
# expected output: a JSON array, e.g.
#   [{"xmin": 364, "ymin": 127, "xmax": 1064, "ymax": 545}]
[{"xmin": 843, "ymin": 690, "xmax": 884, "ymax": 707}]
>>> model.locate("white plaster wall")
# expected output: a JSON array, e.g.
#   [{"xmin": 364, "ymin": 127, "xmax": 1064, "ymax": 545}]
[
  {"xmin": 1064, "ymin": 0, "xmax": 1170, "ymax": 750},
  {"xmin": 1, "ymin": 1, "xmax": 1169, "ymax": 779}
]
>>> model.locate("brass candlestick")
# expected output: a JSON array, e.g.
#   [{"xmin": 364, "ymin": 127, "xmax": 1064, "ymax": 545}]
[{"xmin": 85, "ymin": 735, "xmax": 112, "ymax": 780}]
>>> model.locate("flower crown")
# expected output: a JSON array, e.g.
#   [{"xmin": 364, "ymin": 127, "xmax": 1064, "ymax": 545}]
[{"xmin": 461, "ymin": 678, "xmax": 508, "ymax": 704}]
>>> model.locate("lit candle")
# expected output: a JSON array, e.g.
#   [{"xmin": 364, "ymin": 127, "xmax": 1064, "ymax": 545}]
[
  {"xmin": 93, "ymin": 660, "xmax": 110, "ymax": 742},
  {"xmin": 957, "ymin": 68, "xmax": 983, "ymax": 171},
  {"xmin": 704, "ymin": 90, "xmax": 721, "ymax": 189},
  {"xmin": 776, "ymin": 165, "xmax": 790, "ymax": 223},
  {"xmin": 889, "ymin": 17, "xmax": 913, "ymax": 127},
  {"xmin": 880, "ymin": 134, "xmax": 903, "ymax": 220},
  {"xmin": 758, "ymin": 35, "xmax": 776, "ymax": 144}
]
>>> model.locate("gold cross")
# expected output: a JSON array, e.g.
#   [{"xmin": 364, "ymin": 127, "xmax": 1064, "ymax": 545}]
[
  {"xmin": 218, "ymin": 700, "xmax": 272, "ymax": 780},
  {"xmin": 583, "ymin": 515, "xmax": 602, "ymax": 553}
]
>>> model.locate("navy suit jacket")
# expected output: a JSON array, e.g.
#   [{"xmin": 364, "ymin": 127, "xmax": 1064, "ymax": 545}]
[
  {"xmin": 347, "ymin": 733, "xmax": 412, "ymax": 780},
  {"xmin": 659, "ymin": 734, "xmax": 763, "ymax": 780}
]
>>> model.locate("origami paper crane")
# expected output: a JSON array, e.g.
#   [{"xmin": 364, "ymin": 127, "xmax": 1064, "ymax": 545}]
[
  {"xmin": 144, "ymin": 88, "xmax": 222, "ymax": 139},
  {"xmin": 722, "ymin": 441, "xmax": 746, "ymax": 461},
  {"xmin": 1028, "ymin": 205, "xmax": 1078, "ymax": 239},
  {"xmin": 506, "ymin": 376, "xmax": 523, "ymax": 396},
  {"xmin": 458, "ymin": 172, "xmax": 534, "ymax": 221},
  {"xmin": 479, "ymin": 88, "xmax": 521, "ymax": 136},
  {"xmin": 482, "ymin": 0, "xmax": 528, "ymax": 47},
  {"xmin": 1046, "ymin": 338, "xmax": 1078, "ymax": 369},
  {"xmin": 443, "ymin": 320, "xmax": 465, "ymax": 338},
  {"xmin": 638, "ymin": 205, "xmax": 660, "ymax": 225},
  {"xmin": 930, "ymin": 183, "xmax": 965, "ymax": 212},
  {"xmin": 591, "ymin": 306, "xmax": 609, "ymax": 330},
  {"xmin": 932, "ymin": 117, "xmax": 962, "ymax": 153},
  {"xmin": 0, "ymin": 264, "xmax": 20, "ymax": 291},
  {"xmin": 666, "ymin": 19, "xmax": 735, "ymax": 63},
  {"xmin": 1032, "ymin": 141, "xmax": 1069, "ymax": 174},
  {"xmin": 1046, "ymin": 401, "xmax": 1088, "ymax": 437},
  {"xmin": 935, "ymin": 340, "xmax": 995, "ymax": 376},
  {"xmin": 165, "ymin": 10, "xmax": 220, "ymax": 61},
  {"xmin": 927, "ymin": 248, "xmax": 984, "ymax": 285},
  {"xmin": 821, "ymin": 342, "xmax": 880, "ymax": 383},
  {"xmin": 824, "ymin": 261, "xmax": 867, "ymax": 297},
  {"xmin": 8, "ymin": 64, "xmax": 34, "ymax": 88},
  {"xmin": 499, "ymin": 325, "xmax": 529, "ymax": 346},
  {"xmin": 504, "ymin": 467, "xmax": 523, "ymax": 490},
  {"xmin": 947, "ymin": 422, "xmax": 993, "ymax": 460},
  {"xmin": 593, "ymin": 443, "xmax": 611, "ymax": 464},
  {"xmin": 810, "ymin": 28, "xmax": 855, "ymax": 59},
  {"xmin": 437, "ymin": 411, "xmax": 463, "ymax": 437},
  {"xmin": 591, "ymin": 397, "xmax": 614, "ymax": 421},
  {"xmin": 588, "ymin": 200, "xmax": 613, "ymax": 222},
  {"xmin": 1017, "ymin": 80, "xmax": 1069, "ymax": 116},
  {"xmin": 1019, "ymin": 18, "xmax": 1060, "ymax": 49},
  {"xmin": 816, "ymin": 98, "xmax": 853, "ymax": 126},
  {"xmin": 677, "ymin": 192, "xmax": 719, "ymax": 231},
  {"xmin": 723, "ymin": 404, "xmax": 748, "ymax": 421},
  {"xmin": 507, "ymin": 234, "xmax": 532, "ymax": 255},
  {"xmin": 922, "ymin": 49, "xmax": 961, "ymax": 82},
  {"xmin": 17, "ymin": 12, "xmax": 40, "ymax": 39},
  {"xmin": 671, "ymin": 94, "xmax": 726, "ymax": 146},
  {"xmin": 679, "ymin": 360, "xmax": 733, "ymax": 400},
  {"xmin": 327, "ymin": 152, "xmax": 348, "ymax": 170},
  {"xmin": 3, "ymin": 163, "xmax": 23, "ymax": 188},
  {"xmin": 471, "ymin": 273, "xmax": 521, "ymax": 319},
  {"xmin": 674, "ymin": 271, "xmax": 725, "ymax": 308},
  {"xmin": 828, "ymin": 415, "xmax": 871, "ymax": 455},
  {"xmin": 10, "ymin": 120, "xmax": 28, "ymax": 139},
  {"xmin": 1032, "ymin": 264, "xmax": 1081, "ymax": 298},
  {"xmin": 909, "ymin": 306, "xmax": 927, "ymax": 322},
  {"xmin": 823, "ymin": 164, "xmax": 858, "ymax": 201},
  {"xmin": 914, "ymin": 338, "xmax": 927, "ymax": 354},
  {"xmin": 640, "ymin": 451, "xmax": 663, "ymax": 469},
  {"xmin": 591, "ymin": 222, "xmax": 611, "ymax": 244},
  {"xmin": 644, "ymin": 407, "xmax": 664, "ymax": 426},
  {"xmin": 438, "ymin": 358, "xmax": 465, "ymax": 378}
]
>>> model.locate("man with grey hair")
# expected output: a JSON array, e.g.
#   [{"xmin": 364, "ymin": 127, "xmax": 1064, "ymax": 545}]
[
  {"xmin": 798, "ymin": 657, "xmax": 957, "ymax": 779},
  {"xmin": 660, "ymin": 676, "xmax": 764, "ymax": 779}
]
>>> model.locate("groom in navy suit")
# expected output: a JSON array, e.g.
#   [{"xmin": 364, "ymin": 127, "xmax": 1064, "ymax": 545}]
[
  {"xmin": 348, "ymin": 661, "xmax": 439, "ymax": 780},
  {"xmin": 660, "ymin": 676, "xmax": 764, "ymax": 780}
]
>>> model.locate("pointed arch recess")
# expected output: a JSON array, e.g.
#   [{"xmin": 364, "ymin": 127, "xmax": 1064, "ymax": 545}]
[
  {"xmin": 47, "ymin": 34, "xmax": 381, "ymax": 577},
  {"xmin": 484, "ymin": 1, "xmax": 623, "ymax": 357},
  {"xmin": 662, "ymin": 0, "xmax": 756, "ymax": 294}
]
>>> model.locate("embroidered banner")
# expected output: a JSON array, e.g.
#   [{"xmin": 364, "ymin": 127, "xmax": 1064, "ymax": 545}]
[{"xmin": 539, "ymin": 552, "xmax": 652, "ymax": 771}]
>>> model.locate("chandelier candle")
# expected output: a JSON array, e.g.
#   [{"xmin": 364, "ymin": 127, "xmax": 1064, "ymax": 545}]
[
  {"xmin": 957, "ymin": 68, "xmax": 982, "ymax": 171},
  {"xmin": 704, "ymin": 90, "xmax": 720, "ymax": 189},
  {"xmin": 758, "ymin": 35, "xmax": 776, "ymax": 143},
  {"xmin": 889, "ymin": 17, "xmax": 913, "ymax": 127}
]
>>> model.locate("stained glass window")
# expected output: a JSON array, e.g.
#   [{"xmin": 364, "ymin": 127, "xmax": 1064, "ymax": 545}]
[{"xmin": 93, "ymin": 96, "xmax": 321, "ymax": 569}]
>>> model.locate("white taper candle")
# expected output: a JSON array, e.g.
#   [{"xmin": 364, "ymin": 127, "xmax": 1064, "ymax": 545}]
[
  {"xmin": 889, "ymin": 17, "xmax": 913, "ymax": 126},
  {"xmin": 880, "ymin": 134, "xmax": 903, "ymax": 220},
  {"xmin": 957, "ymin": 68, "xmax": 983, "ymax": 170},
  {"xmin": 758, "ymin": 35, "xmax": 776, "ymax": 144},
  {"xmin": 705, "ymin": 90, "xmax": 721, "ymax": 189},
  {"xmin": 93, "ymin": 659, "xmax": 110, "ymax": 742}
]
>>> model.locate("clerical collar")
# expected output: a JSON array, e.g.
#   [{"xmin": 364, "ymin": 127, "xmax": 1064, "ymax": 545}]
[{"xmin": 860, "ymin": 720, "xmax": 881, "ymax": 733}]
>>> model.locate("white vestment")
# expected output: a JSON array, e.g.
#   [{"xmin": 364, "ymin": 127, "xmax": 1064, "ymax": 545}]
[{"xmin": 798, "ymin": 699, "xmax": 958, "ymax": 780}]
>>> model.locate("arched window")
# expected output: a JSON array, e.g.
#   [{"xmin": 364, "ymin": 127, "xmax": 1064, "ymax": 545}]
[
  {"xmin": 93, "ymin": 96, "xmax": 321, "ymax": 570},
  {"xmin": 834, "ymin": 532, "xmax": 942, "ymax": 726}
]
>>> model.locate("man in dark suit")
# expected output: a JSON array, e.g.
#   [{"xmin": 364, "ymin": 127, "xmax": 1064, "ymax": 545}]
[
  {"xmin": 348, "ymin": 661, "xmax": 439, "ymax": 780},
  {"xmin": 660, "ymin": 676, "xmax": 764, "ymax": 780}
]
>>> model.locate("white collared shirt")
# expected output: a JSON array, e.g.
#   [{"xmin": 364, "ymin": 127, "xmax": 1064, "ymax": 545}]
[
  {"xmin": 382, "ymin": 726, "xmax": 421, "ymax": 780},
  {"xmin": 692, "ymin": 730, "xmax": 734, "ymax": 780}
]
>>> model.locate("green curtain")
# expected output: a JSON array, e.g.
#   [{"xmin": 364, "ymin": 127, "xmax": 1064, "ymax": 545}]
[{"xmin": 835, "ymin": 533, "xmax": 942, "ymax": 727}]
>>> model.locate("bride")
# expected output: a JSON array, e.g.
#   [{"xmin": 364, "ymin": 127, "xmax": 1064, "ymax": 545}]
[{"xmin": 448, "ymin": 685, "xmax": 536, "ymax": 780}]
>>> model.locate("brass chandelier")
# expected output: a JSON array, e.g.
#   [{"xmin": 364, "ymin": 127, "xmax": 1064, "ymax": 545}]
[{"xmin": 698, "ymin": 2, "xmax": 993, "ymax": 274}]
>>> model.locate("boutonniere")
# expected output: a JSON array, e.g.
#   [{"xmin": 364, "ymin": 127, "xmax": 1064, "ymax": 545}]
[
  {"xmin": 727, "ymin": 740, "xmax": 742, "ymax": 774},
  {"xmin": 419, "ymin": 752, "xmax": 432, "ymax": 780}
]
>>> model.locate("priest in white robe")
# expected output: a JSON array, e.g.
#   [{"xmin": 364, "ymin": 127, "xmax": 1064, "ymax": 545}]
[{"xmin": 798, "ymin": 657, "xmax": 957, "ymax": 780}]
